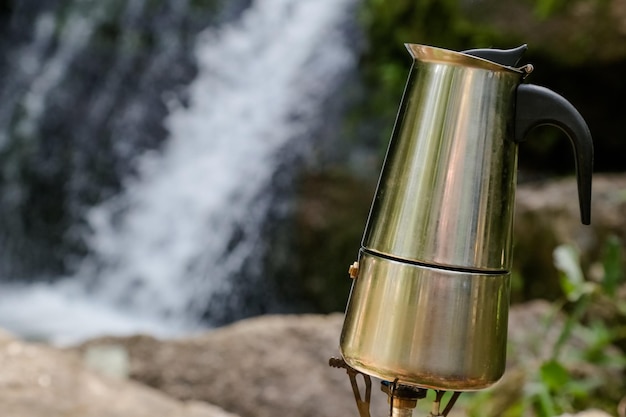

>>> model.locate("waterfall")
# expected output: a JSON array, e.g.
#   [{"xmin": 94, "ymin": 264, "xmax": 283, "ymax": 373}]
[
  {"xmin": 0, "ymin": 0, "xmax": 224, "ymax": 278},
  {"xmin": 0, "ymin": 0, "xmax": 358, "ymax": 345}
]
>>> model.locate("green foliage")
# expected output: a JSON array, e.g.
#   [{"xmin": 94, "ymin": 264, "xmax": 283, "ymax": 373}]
[
  {"xmin": 542, "ymin": 238, "xmax": 626, "ymax": 414},
  {"xmin": 601, "ymin": 235, "xmax": 624, "ymax": 298},
  {"xmin": 357, "ymin": 0, "xmax": 500, "ymax": 92},
  {"xmin": 352, "ymin": 0, "xmax": 506, "ymax": 160},
  {"xmin": 530, "ymin": 0, "xmax": 569, "ymax": 19},
  {"xmin": 553, "ymin": 244, "xmax": 594, "ymax": 303},
  {"xmin": 528, "ymin": 0, "xmax": 611, "ymax": 20},
  {"xmin": 468, "ymin": 236, "xmax": 626, "ymax": 417}
]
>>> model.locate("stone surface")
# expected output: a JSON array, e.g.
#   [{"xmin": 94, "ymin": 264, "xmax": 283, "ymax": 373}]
[
  {"xmin": 513, "ymin": 173, "xmax": 626, "ymax": 300},
  {"xmin": 0, "ymin": 328, "xmax": 237, "ymax": 417},
  {"xmin": 73, "ymin": 304, "xmax": 624, "ymax": 417},
  {"xmin": 558, "ymin": 411, "xmax": 614, "ymax": 417},
  {"xmin": 74, "ymin": 313, "xmax": 389, "ymax": 417},
  {"xmin": 516, "ymin": 173, "xmax": 626, "ymax": 251},
  {"xmin": 2, "ymin": 301, "xmax": 623, "ymax": 417}
]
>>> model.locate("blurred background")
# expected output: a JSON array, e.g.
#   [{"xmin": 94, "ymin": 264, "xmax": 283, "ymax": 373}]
[
  {"xmin": 0, "ymin": 0, "xmax": 625, "ymax": 415},
  {"xmin": 0, "ymin": 0, "xmax": 364, "ymax": 343},
  {"xmin": 0, "ymin": 0, "xmax": 625, "ymax": 407}
]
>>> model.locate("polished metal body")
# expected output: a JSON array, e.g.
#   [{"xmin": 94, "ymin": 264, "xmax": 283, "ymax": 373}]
[
  {"xmin": 340, "ymin": 43, "xmax": 593, "ymax": 392},
  {"xmin": 340, "ymin": 251, "xmax": 510, "ymax": 390},
  {"xmin": 363, "ymin": 45, "xmax": 524, "ymax": 271},
  {"xmin": 341, "ymin": 45, "xmax": 536, "ymax": 391}
]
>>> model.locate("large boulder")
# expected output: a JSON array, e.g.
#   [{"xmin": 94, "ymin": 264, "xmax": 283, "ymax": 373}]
[
  {"xmin": 72, "ymin": 304, "xmax": 624, "ymax": 417},
  {"xmin": 0, "ymin": 328, "xmax": 236, "ymax": 417},
  {"xmin": 513, "ymin": 173, "xmax": 626, "ymax": 300},
  {"xmin": 74, "ymin": 314, "xmax": 389, "ymax": 417}
]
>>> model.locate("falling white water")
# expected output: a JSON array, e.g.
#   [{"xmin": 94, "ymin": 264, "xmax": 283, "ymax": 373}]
[{"xmin": 0, "ymin": 0, "xmax": 357, "ymax": 345}]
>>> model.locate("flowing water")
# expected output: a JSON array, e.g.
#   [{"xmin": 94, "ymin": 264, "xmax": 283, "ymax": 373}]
[{"xmin": 0, "ymin": 0, "xmax": 358, "ymax": 345}]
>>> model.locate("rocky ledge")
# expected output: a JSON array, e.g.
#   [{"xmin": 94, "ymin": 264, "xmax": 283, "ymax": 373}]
[
  {"xmin": 0, "ymin": 326, "xmax": 236, "ymax": 417},
  {"xmin": 0, "ymin": 304, "xmax": 621, "ymax": 417}
]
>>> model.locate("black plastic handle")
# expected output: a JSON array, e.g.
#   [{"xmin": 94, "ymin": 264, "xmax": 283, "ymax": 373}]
[{"xmin": 515, "ymin": 83, "xmax": 594, "ymax": 225}]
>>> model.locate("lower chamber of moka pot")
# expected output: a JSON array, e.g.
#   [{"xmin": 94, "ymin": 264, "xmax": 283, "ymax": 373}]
[{"xmin": 340, "ymin": 250, "xmax": 510, "ymax": 391}]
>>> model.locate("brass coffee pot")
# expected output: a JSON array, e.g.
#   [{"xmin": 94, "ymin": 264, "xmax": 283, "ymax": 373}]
[{"xmin": 339, "ymin": 44, "xmax": 593, "ymax": 394}]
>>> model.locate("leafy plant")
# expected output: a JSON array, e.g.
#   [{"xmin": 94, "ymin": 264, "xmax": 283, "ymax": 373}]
[
  {"xmin": 541, "ymin": 237, "xmax": 626, "ymax": 414},
  {"xmin": 468, "ymin": 236, "xmax": 626, "ymax": 417}
]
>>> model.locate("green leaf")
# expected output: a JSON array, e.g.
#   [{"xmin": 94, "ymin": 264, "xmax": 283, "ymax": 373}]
[
  {"xmin": 534, "ymin": 382, "xmax": 558, "ymax": 417},
  {"xmin": 539, "ymin": 360, "xmax": 570, "ymax": 390},
  {"xmin": 602, "ymin": 235, "xmax": 624, "ymax": 297},
  {"xmin": 532, "ymin": 0, "xmax": 567, "ymax": 19},
  {"xmin": 553, "ymin": 244, "xmax": 594, "ymax": 302}
]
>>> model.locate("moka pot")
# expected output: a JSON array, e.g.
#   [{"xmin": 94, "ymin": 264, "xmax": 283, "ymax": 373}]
[{"xmin": 339, "ymin": 44, "xmax": 593, "ymax": 391}]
